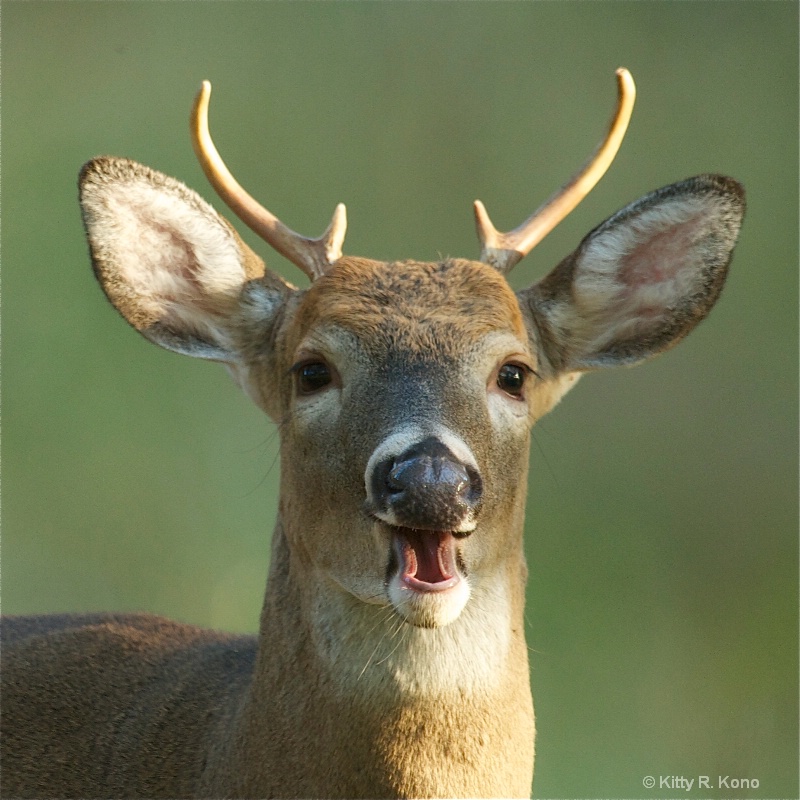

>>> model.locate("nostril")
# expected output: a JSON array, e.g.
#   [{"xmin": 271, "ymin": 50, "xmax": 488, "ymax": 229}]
[
  {"xmin": 465, "ymin": 465, "xmax": 483, "ymax": 505},
  {"xmin": 386, "ymin": 462, "xmax": 406, "ymax": 494}
]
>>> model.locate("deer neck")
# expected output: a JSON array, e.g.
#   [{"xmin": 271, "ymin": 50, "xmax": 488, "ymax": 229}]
[{"xmin": 216, "ymin": 513, "xmax": 535, "ymax": 798}]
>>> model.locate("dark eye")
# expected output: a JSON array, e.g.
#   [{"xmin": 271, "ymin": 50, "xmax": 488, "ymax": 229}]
[
  {"xmin": 497, "ymin": 363, "xmax": 527, "ymax": 398},
  {"xmin": 295, "ymin": 361, "xmax": 332, "ymax": 394}
]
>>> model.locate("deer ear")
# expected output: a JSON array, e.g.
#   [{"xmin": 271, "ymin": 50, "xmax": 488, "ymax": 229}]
[
  {"xmin": 518, "ymin": 175, "xmax": 745, "ymax": 374},
  {"xmin": 79, "ymin": 157, "xmax": 291, "ymax": 361}
]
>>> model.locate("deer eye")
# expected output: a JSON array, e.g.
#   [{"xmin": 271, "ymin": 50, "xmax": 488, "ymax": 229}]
[
  {"xmin": 497, "ymin": 363, "xmax": 527, "ymax": 398},
  {"xmin": 294, "ymin": 361, "xmax": 332, "ymax": 394}
]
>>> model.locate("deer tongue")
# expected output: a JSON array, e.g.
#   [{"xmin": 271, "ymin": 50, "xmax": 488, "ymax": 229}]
[{"xmin": 394, "ymin": 529, "xmax": 459, "ymax": 590}]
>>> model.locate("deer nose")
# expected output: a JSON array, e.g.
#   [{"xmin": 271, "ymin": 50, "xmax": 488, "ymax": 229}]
[{"xmin": 370, "ymin": 437, "xmax": 482, "ymax": 532}]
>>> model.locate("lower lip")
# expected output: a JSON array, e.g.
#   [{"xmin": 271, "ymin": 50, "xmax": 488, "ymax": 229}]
[{"xmin": 402, "ymin": 572, "xmax": 461, "ymax": 593}]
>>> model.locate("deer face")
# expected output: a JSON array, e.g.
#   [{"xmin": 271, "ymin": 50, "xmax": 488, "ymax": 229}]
[{"xmin": 246, "ymin": 257, "xmax": 552, "ymax": 628}]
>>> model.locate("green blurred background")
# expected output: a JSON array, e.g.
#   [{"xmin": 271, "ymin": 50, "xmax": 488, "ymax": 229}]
[{"xmin": 3, "ymin": 3, "xmax": 797, "ymax": 798}]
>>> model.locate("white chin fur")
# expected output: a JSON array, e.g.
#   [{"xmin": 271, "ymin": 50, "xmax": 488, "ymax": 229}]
[{"xmin": 388, "ymin": 574, "xmax": 471, "ymax": 628}]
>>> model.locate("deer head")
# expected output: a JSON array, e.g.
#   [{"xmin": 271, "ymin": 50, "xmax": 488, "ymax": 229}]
[{"xmin": 79, "ymin": 70, "xmax": 744, "ymax": 642}]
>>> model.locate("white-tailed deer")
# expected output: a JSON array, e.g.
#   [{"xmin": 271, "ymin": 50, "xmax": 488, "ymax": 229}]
[{"xmin": 1, "ymin": 70, "xmax": 744, "ymax": 799}]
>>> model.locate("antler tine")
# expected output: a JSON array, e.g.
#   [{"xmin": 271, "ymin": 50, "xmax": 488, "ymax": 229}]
[
  {"xmin": 191, "ymin": 81, "xmax": 347, "ymax": 281},
  {"xmin": 474, "ymin": 68, "xmax": 636, "ymax": 274}
]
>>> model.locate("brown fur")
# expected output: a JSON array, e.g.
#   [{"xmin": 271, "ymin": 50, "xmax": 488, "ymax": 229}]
[{"xmin": 295, "ymin": 257, "xmax": 527, "ymax": 356}]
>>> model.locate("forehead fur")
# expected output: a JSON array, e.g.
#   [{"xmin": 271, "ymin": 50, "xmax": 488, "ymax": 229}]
[{"xmin": 291, "ymin": 257, "xmax": 526, "ymax": 358}]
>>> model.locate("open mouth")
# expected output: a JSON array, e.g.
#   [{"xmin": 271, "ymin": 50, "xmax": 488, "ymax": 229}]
[
  {"xmin": 382, "ymin": 524, "xmax": 472, "ymax": 627},
  {"xmin": 391, "ymin": 527, "xmax": 463, "ymax": 592}
]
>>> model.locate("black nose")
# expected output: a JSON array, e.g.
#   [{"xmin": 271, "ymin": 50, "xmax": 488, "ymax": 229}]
[{"xmin": 370, "ymin": 437, "xmax": 482, "ymax": 531}]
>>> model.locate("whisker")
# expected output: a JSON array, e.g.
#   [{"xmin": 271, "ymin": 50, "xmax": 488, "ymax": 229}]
[
  {"xmin": 374, "ymin": 620, "xmax": 409, "ymax": 666},
  {"xmin": 356, "ymin": 603, "xmax": 400, "ymax": 680}
]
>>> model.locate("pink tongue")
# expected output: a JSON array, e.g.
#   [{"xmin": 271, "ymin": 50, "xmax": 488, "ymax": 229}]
[{"xmin": 400, "ymin": 529, "xmax": 455, "ymax": 584}]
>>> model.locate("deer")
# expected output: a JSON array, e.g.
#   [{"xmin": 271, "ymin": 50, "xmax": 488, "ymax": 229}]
[{"xmin": 1, "ymin": 69, "xmax": 744, "ymax": 799}]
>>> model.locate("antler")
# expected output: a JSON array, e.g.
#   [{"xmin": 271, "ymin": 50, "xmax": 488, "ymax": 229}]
[
  {"xmin": 474, "ymin": 68, "xmax": 636, "ymax": 274},
  {"xmin": 191, "ymin": 80, "xmax": 346, "ymax": 281}
]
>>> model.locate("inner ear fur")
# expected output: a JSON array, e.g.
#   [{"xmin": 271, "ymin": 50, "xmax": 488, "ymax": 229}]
[
  {"xmin": 518, "ymin": 174, "xmax": 745, "ymax": 374},
  {"xmin": 79, "ymin": 156, "xmax": 291, "ymax": 361}
]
